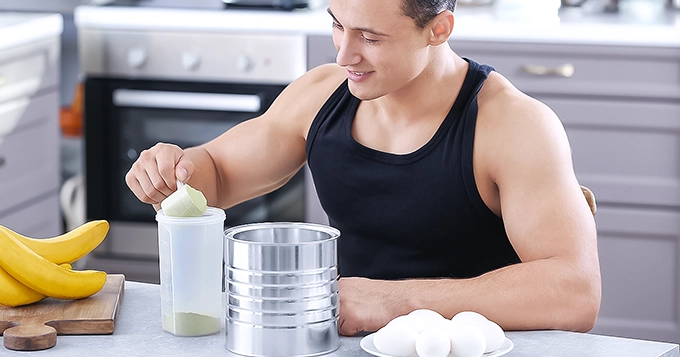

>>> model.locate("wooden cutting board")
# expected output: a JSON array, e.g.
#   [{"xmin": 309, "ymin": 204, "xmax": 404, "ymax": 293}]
[{"xmin": 0, "ymin": 274, "xmax": 125, "ymax": 351}]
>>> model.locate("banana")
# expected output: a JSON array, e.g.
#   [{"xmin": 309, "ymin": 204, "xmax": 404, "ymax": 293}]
[
  {"xmin": 0, "ymin": 230, "xmax": 106, "ymax": 300},
  {"xmin": 0, "ymin": 263, "xmax": 72, "ymax": 307},
  {"xmin": 0, "ymin": 266, "xmax": 45, "ymax": 307},
  {"xmin": 0, "ymin": 220, "xmax": 109, "ymax": 264}
]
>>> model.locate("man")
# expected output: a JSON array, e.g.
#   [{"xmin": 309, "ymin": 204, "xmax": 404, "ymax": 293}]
[{"xmin": 126, "ymin": 0, "xmax": 601, "ymax": 336}]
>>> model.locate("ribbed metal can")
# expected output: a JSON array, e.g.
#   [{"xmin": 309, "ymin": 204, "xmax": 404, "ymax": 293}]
[{"xmin": 224, "ymin": 222, "xmax": 340, "ymax": 357}]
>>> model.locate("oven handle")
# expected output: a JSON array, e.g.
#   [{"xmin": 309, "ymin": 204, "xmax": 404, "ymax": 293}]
[{"xmin": 112, "ymin": 89, "xmax": 262, "ymax": 112}]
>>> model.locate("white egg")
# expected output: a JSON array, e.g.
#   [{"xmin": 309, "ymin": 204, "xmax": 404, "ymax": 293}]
[
  {"xmin": 408, "ymin": 309, "xmax": 446, "ymax": 326},
  {"xmin": 373, "ymin": 323, "xmax": 419, "ymax": 357},
  {"xmin": 449, "ymin": 326, "xmax": 486, "ymax": 357},
  {"xmin": 415, "ymin": 328, "xmax": 451, "ymax": 357},
  {"xmin": 430, "ymin": 318, "xmax": 460, "ymax": 336},
  {"xmin": 477, "ymin": 320, "xmax": 505, "ymax": 353},
  {"xmin": 388, "ymin": 314, "xmax": 428, "ymax": 333},
  {"xmin": 450, "ymin": 311, "xmax": 488, "ymax": 328}
]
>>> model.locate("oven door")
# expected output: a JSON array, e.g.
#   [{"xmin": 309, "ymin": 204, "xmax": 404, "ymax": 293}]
[{"xmin": 85, "ymin": 78, "xmax": 305, "ymax": 254}]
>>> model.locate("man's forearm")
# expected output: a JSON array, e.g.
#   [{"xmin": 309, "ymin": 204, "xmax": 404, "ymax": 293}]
[{"xmin": 399, "ymin": 257, "xmax": 601, "ymax": 332}]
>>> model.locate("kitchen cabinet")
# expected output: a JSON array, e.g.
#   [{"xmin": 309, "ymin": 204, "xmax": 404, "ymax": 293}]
[
  {"xmin": 0, "ymin": 195, "xmax": 61, "ymax": 238},
  {"xmin": 0, "ymin": 30, "xmax": 62, "ymax": 237},
  {"xmin": 307, "ymin": 35, "xmax": 680, "ymax": 343}
]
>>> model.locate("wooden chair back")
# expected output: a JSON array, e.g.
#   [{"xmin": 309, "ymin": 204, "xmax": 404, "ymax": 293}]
[{"xmin": 581, "ymin": 185, "xmax": 596, "ymax": 216}]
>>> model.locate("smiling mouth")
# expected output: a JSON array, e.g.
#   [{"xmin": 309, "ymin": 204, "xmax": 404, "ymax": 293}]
[{"xmin": 348, "ymin": 69, "xmax": 369, "ymax": 76}]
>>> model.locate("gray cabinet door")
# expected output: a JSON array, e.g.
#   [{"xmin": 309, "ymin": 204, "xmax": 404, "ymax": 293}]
[
  {"xmin": 0, "ymin": 195, "xmax": 61, "ymax": 238},
  {"xmin": 593, "ymin": 206, "xmax": 680, "ymax": 343},
  {"xmin": 0, "ymin": 91, "xmax": 60, "ymax": 216},
  {"xmin": 0, "ymin": 36, "xmax": 61, "ymax": 237}
]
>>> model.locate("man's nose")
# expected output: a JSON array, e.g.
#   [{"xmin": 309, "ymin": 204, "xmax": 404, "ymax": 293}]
[{"xmin": 334, "ymin": 35, "xmax": 361, "ymax": 68}]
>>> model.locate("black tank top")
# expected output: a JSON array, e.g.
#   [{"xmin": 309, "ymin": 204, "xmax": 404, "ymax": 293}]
[{"xmin": 306, "ymin": 59, "xmax": 520, "ymax": 279}]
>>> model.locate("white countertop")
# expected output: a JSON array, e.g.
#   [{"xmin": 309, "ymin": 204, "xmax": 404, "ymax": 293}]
[
  {"xmin": 0, "ymin": 13, "xmax": 63, "ymax": 52},
  {"xmin": 3, "ymin": 281, "xmax": 677, "ymax": 356},
  {"xmin": 73, "ymin": 2, "xmax": 680, "ymax": 47}
]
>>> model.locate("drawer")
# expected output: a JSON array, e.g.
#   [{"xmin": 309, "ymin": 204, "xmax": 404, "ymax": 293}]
[
  {"xmin": 0, "ymin": 194, "xmax": 61, "ymax": 238},
  {"xmin": 0, "ymin": 89, "xmax": 56, "ymax": 136},
  {"xmin": 451, "ymin": 41, "xmax": 680, "ymax": 100},
  {"xmin": 0, "ymin": 37, "xmax": 59, "ymax": 103},
  {"xmin": 0, "ymin": 91, "xmax": 60, "ymax": 213},
  {"xmin": 542, "ymin": 96, "xmax": 680, "ymax": 207},
  {"xmin": 0, "ymin": 96, "xmax": 31, "ymax": 136}
]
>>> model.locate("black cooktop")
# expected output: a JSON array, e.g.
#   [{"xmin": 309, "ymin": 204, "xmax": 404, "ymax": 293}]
[{"xmin": 101, "ymin": 0, "xmax": 317, "ymax": 11}]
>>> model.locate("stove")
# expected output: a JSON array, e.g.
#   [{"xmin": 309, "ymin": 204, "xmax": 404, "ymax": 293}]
[
  {"xmin": 223, "ymin": 0, "xmax": 325, "ymax": 10},
  {"xmin": 75, "ymin": 4, "xmax": 329, "ymax": 283},
  {"xmin": 95, "ymin": 0, "xmax": 327, "ymax": 10}
]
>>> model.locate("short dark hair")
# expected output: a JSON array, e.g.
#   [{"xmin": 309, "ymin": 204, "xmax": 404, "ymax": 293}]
[{"xmin": 401, "ymin": 0, "xmax": 457, "ymax": 29}]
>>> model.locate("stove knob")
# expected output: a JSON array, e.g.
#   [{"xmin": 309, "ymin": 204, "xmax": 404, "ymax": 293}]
[
  {"xmin": 127, "ymin": 47, "xmax": 147, "ymax": 69},
  {"xmin": 181, "ymin": 51, "xmax": 201, "ymax": 71},
  {"xmin": 235, "ymin": 55, "xmax": 254, "ymax": 73}
]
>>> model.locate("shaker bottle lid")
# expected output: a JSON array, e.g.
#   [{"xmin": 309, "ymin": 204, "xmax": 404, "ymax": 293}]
[{"xmin": 156, "ymin": 206, "xmax": 225, "ymax": 225}]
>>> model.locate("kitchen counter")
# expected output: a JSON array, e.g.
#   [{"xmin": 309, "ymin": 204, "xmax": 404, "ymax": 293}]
[
  {"xmin": 2, "ymin": 281, "xmax": 678, "ymax": 356},
  {"xmin": 73, "ymin": 1, "xmax": 680, "ymax": 47},
  {"xmin": 0, "ymin": 13, "xmax": 63, "ymax": 52}
]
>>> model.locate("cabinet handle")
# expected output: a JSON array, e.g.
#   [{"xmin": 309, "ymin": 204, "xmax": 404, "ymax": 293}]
[
  {"xmin": 521, "ymin": 63, "xmax": 575, "ymax": 77},
  {"xmin": 0, "ymin": 75, "xmax": 4, "ymax": 85},
  {"xmin": 0, "ymin": 156, "xmax": 5, "ymax": 168}
]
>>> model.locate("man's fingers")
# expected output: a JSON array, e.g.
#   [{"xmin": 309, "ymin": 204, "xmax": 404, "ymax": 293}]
[
  {"xmin": 125, "ymin": 169, "xmax": 163, "ymax": 205},
  {"xmin": 125, "ymin": 143, "xmax": 189, "ymax": 205},
  {"xmin": 155, "ymin": 150, "xmax": 180, "ymax": 192},
  {"xmin": 338, "ymin": 317, "xmax": 362, "ymax": 336},
  {"xmin": 175, "ymin": 156, "xmax": 194, "ymax": 184},
  {"xmin": 144, "ymin": 164, "xmax": 173, "ymax": 199},
  {"xmin": 337, "ymin": 302, "xmax": 365, "ymax": 336},
  {"xmin": 125, "ymin": 171, "xmax": 151, "ymax": 204}
]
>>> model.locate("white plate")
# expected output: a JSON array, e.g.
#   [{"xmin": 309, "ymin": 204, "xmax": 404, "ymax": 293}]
[{"xmin": 360, "ymin": 333, "xmax": 514, "ymax": 357}]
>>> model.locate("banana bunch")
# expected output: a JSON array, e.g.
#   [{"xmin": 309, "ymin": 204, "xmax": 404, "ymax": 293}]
[{"xmin": 0, "ymin": 221, "xmax": 109, "ymax": 307}]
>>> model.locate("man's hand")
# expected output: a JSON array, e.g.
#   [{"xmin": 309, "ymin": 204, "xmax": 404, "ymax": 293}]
[
  {"xmin": 338, "ymin": 277, "xmax": 413, "ymax": 336},
  {"xmin": 125, "ymin": 143, "xmax": 195, "ymax": 209}
]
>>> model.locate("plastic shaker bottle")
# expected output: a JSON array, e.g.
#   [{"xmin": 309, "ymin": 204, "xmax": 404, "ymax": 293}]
[{"xmin": 156, "ymin": 207, "xmax": 226, "ymax": 336}]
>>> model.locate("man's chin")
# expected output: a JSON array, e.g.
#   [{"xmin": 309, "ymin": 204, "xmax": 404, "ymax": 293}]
[{"xmin": 347, "ymin": 83, "xmax": 382, "ymax": 102}]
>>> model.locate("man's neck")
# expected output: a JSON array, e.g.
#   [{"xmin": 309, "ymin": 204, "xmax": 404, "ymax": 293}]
[{"xmin": 370, "ymin": 50, "xmax": 467, "ymax": 125}]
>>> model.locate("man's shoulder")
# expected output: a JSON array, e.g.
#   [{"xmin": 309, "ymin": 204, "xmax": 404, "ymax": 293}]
[
  {"xmin": 273, "ymin": 63, "xmax": 346, "ymax": 107},
  {"xmin": 475, "ymin": 70, "xmax": 570, "ymax": 175},
  {"xmin": 482, "ymin": 72, "xmax": 537, "ymax": 108},
  {"xmin": 263, "ymin": 63, "xmax": 346, "ymax": 137},
  {"xmin": 294, "ymin": 63, "xmax": 347, "ymax": 93},
  {"xmin": 479, "ymin": 72, "xmax": 560, "ymax": 131}
]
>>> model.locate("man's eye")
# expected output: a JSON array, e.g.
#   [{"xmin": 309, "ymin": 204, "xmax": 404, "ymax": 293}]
[
  {"xmin": 332, "ymin": 22, "xmax": 343, "ymax": 30},
  {"xmin": 362, "ymin": 35, "xmax": 378, "ymax": 44}
]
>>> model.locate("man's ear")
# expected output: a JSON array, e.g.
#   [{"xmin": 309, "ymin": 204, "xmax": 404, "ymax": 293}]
[{"xmin": 429, "ymin": 10, "xmax": 454, "ymax": 46}]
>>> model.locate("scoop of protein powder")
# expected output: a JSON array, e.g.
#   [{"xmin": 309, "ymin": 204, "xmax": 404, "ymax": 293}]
[{"xmin": 160, "ymin": 181, "xmax": 208, "ymax": 217}]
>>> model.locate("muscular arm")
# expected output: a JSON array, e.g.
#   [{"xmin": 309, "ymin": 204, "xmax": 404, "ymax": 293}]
[
  {"xmin": 184, "ymin": 113, "xmax": 308, "ymax": 209},
  {"xmin": 127, "ymin": 64, "xmax": 346, "ymax": 210},
  {"xmin": 194, "ymin": 65, "xmax": 346, "ymax": 208},
  {"xmin": 338, "ymin": 74, "xmax": 601, "ymax": 335}
]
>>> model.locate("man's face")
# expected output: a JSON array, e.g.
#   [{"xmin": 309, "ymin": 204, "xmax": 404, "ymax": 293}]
[{"xmin": 328, "ymin": 0, "xmax": 431, "ymax": 101}]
